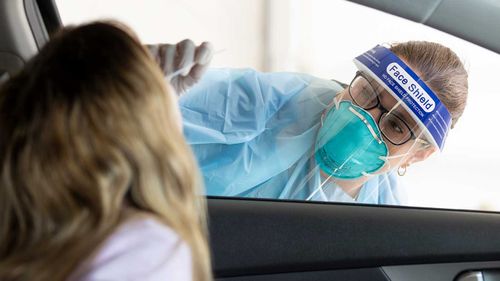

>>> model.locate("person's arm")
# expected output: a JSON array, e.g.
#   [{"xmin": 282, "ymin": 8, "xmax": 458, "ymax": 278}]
[{"xmin": 179, "ymin": 68, "xmax": 314, "ymax": 145}]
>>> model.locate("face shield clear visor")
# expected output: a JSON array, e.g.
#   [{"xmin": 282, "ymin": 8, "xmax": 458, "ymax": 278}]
[{"xmin": 296, "ymin": 71, "xmax": 436, "ymax": 202}]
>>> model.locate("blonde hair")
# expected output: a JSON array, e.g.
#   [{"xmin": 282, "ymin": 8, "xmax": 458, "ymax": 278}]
[
  {"xmin": 0, "ymin": 22, "xmax": 211, "ymax": 281},
  {"xmin": 390, "ymin": 41, "xmax": 468, "ymax": 128}
]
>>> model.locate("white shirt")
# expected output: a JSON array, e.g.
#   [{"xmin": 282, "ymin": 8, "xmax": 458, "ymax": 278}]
[{"xmin": 69, "ymin": 217, "xmax": 192, "ymax": 281}]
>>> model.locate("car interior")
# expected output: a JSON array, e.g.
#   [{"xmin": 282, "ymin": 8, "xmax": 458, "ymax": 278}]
[{"xmin": 2, "ymin": 0, "xmax": 500, "ymax": 280}]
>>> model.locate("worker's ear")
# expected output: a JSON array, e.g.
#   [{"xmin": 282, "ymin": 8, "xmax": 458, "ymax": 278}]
[{"xmin": 402, "ymin": 145, "xmax": 437, "ymax": 166}]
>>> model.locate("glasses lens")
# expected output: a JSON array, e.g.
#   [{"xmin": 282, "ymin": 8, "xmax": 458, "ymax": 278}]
[
  {"xmin": 380, "ymin": 113, "xmax": 412, "ymax": 145},
  {"xmin": 349, "ymin": 76, "xmax": 378, "ymax": 109}
]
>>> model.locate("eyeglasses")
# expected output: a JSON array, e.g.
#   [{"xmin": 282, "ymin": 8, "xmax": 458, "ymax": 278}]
[{"xmin": 348, "ymin": 71, "xmax": 428, "ymax": 146}]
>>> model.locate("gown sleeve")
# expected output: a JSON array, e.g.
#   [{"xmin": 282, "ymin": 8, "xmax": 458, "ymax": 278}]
[{"xmin": 179, "ymin": 68, "xmax": 313, "ymax": 145}]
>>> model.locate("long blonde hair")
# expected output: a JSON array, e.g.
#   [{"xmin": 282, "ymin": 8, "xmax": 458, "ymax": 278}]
[{"xmin": 0, "ymin": 22, "xmax": 211, "ymax": 281}]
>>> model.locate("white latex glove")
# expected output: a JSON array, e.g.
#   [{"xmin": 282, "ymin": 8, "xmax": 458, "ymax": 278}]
[{"xmin": 146, "ymin": 39, "xmax": 213, "ymax": 94}]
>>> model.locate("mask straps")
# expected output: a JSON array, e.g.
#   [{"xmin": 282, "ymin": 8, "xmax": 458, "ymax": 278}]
[
  {"xmin": 320, "ymin": 97, "xmax": 340, "ymax": 126},
  {"xmin": 349, "ymin": 106, "xmax": 383, "ymax": 144},
  {"xmin": 372, "ymin": 136, "xmax": 429, "ymax": 180},
  {"xmin": 361, "ymin": 152, "xmax": 410, "ymax": 177},
  {"xmin": 379, "ymin": 152, "xmax": 410, "ymax": 161}
]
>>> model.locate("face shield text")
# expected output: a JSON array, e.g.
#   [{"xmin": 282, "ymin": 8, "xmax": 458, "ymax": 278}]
[{"xmin": 387, "ymin": 63, "xmax": 435, "ymax": 112}]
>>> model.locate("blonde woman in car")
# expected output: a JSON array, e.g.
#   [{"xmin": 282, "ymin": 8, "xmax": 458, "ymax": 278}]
[{"xmin": 0, "ymin": 22, "xmax": 212, "ymax": 281}]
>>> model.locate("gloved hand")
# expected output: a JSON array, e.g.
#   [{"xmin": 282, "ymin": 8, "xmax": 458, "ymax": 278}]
[{"xmin": 146, "ymin": 39, "xmax": 213, "ymax": 94}]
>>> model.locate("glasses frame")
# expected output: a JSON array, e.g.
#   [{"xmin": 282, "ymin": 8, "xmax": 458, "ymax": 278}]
[{"xmin": 348, "ymin": 71, "xmax": 426, "ymax": 146}]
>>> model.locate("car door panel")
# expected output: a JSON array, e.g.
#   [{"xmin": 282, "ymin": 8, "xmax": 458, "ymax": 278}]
[
  {"xmin": 217, "ymin": 267, "xmax": 389, "ymax": 281},
  {"xmin": 208, "ymin": 198, "xmax": 500, "ymax": 280}
]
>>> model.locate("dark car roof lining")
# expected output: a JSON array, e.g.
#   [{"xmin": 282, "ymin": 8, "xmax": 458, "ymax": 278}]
[
  {"xmin": 24, "ymin": 0, "xmax": 62, "ymax": 49},
  {"xmin": 0, "ymin": 0, "xmax": 60, "ymax": 77},
  {"xmin": 33, "ymin": 0, "xmax": 62, "ymax": 36},
  {"xmin": 347, "ymin": 0, "xmax": 500, "ymax": 54}
]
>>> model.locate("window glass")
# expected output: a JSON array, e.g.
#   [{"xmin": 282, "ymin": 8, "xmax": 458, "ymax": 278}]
[{"xmin": 56, "ymin": 0, "xmax": 500, "ymax": 211}]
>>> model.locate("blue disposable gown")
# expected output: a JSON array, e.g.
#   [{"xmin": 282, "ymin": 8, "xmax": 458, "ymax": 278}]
[{"xmin": 179, "ymin": 68, "xmax": 406, "ymax": 205}]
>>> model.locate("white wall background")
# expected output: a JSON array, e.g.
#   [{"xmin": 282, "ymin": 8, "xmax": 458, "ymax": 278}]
[
  {"xmin": 56, "ymin": 0, "xmax": 266, "ymax": 69},
  {"xmin": 56, "ymin": 0, "xmax": 500, "ymax": 211}
]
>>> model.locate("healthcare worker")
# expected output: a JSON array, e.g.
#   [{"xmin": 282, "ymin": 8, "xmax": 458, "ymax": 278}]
[{"xmin": 179, "ymin": 41, "xmax": 468, "ymax": 205}]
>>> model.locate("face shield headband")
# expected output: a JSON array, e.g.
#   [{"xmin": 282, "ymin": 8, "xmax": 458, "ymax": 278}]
[{"xmin": 353, "ymin": 45, "xmax": 452, "ymax": 151}]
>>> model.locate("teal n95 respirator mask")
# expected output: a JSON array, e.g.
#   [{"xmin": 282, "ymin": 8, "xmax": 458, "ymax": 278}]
[{"xmin": 315, "ymin": 99, "xmax": 389, "ymax": 179}]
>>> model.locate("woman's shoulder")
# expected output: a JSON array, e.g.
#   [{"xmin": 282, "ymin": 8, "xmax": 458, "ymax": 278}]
[
  {"xmin": 96, "ymin": 215, "xmax": 188, "ymax": 260},
  {"xmin": 70, "ymin": 215, "xmax": 192, "ymax": 281}
]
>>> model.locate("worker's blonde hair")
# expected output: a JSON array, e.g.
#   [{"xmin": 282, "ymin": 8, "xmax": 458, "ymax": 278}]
[{"xmin": 0, "ymin": 21, "xmax": 211, "ymax": 281}]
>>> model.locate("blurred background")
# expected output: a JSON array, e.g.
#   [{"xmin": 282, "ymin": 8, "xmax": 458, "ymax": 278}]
[{"xmin": 56, "ymin": 0, "xmax": 500, "ymax": 211}]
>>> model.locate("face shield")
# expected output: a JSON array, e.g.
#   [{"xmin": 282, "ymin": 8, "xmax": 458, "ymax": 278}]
[{"xmin": 293, "ymin": 45, "xmax": 452, "ymax": 202}]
